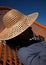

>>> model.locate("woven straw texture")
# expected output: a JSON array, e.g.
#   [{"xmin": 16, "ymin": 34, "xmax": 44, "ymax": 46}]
[{"xmin": 0, "ymin": 6, "xmax": 46, "ymax": 65}]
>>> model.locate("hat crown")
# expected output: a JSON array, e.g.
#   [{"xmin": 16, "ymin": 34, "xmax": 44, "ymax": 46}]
[{"xmin": 3, "ymin": 9, "xmax": 25, "ymax": 28}]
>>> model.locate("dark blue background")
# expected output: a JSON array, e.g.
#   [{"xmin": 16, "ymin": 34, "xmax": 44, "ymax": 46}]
[{"xmin": 0, "ymin": 0, "xmax": 46, "ymax": 26}]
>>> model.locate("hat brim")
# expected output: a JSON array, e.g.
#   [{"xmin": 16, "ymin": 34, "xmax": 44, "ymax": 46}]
[{"xmin": 0, "ymin": 12, "xmax": 39, "ymax": 40}]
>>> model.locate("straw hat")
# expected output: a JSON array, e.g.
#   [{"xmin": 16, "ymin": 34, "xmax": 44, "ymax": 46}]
[{"xmin": 0, "ymin": 9, "xmax": 39, "ymax": 40}]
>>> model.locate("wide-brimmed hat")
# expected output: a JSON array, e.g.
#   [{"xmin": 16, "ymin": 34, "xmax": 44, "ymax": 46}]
[{"xmin": 0, "ymin": 9, "xmax": 39, "ymax": 40}]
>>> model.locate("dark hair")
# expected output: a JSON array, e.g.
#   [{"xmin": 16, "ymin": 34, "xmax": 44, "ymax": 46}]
[{"xmin": 6, "ymin": 27, "xmax": 45, "ymax": 50}]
